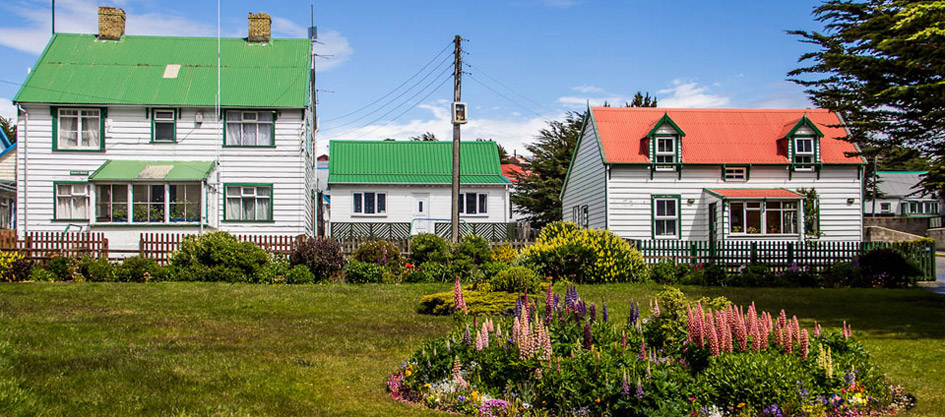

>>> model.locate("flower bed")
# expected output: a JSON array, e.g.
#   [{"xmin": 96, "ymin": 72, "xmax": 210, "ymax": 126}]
[{"xmin": 389, "ymin": 286, "xmax": 914, "ymax": 416}]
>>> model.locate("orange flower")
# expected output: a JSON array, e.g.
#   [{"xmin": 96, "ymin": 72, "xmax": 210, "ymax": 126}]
[{"xmin": 595, "ymin": 398, "xmax": 601, "ymax": 403}]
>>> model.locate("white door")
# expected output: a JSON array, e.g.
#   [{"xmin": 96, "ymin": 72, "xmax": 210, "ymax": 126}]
[{"xmin": 413, "ymin": 194, "xmax": 431, "ymax": 234}]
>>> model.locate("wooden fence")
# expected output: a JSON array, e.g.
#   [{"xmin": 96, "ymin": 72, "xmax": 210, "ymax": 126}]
[
  {"xmin": 138, "ymin": 233, "xmax": 303, "ymax": 263},
  {"xmin": 634, "ymin": 239, "xmax": 937, "ymax": 281},
  {"xmin": 336, "ymin": 238, "xmax": 533, "ymax": 257},
  {"xmin": 0, "ymin": 232, "xmax": 111, "ymax": 259}
]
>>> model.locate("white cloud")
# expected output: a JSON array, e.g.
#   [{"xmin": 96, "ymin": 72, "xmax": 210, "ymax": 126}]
[
  {"xmin": 657, "ymin": 79, "xmax": 730, "ymax": 108},
  {"xmin": 571, "ymin": 85, "xmax": 602, "ymax": 93},
  {"xmin": 270, "ymin": 17, "xmax": 352, "ymax": 72},
  {"xmin": 0, "ymin": 98, "xmax": 16, "ymax": 121},
  {"xmin": 318, "ymin": 101, "xmax": 557, "ymax": 156}
]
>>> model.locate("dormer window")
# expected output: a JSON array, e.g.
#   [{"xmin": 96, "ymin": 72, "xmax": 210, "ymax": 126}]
[
  {"xmin": 655, "ymin": 136, "xmax": 677, "ymax": 170},
  {"xmin": 794, "ymin": 136, "xmax": 814, "ymax": 170}
]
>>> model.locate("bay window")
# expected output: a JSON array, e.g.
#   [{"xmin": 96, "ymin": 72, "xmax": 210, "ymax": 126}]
[
  {"xmin": 352, "ymin": 192, "xmax": 387, "ymax": 215},
  {"xmin": 95, "ymin": 183, "xmax": 203, "ymax": 224},
  {"xmin": 225, "ymin": 110, "xmax": 275, "ymax": 146},
  {"xmin": 226, "ymin": 185, "xmax": 272, "ymax": 221},
  {"xmin": 458, "ymin": 192, "xmax": 488, "ymax": 215},
  {"xmin": 729, "ymin": 200, "xmax": 799, "ymax": 235}
]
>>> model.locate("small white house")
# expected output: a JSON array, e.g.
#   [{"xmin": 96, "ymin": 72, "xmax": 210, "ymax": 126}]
[
  {"xmin": 561, "ymin": 107, "xmax": 866, "ymax": 241},
  {"xmin": 13, "ymin": 8, "xmax": 317, "ymax": 249},
  {"xmin": 328, "ymin": 140, "xmax": 513, "ymax": 240},
  {"xmin": 864, "ymin": 171, "xmax": 942, "ymax": 217}
]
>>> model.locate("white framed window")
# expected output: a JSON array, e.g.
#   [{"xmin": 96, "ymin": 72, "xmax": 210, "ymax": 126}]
[
  {"xmin": 55, "ymin": 183, "xmax": 89, "ymax": 220},
  {"xmin": 352, "ymin": 192, "xmax": 386, "ymax": 215},
  {"xmin": 225, "ymin": 110, "xmax": 274, "ymax": 146},
  {"xmin": 905, "ymin": 201, "xmax": 939, "ymax": 215},
  {"xmin": 458, "ymin": 192, "xmax": 488, "ymax": 215},
  {"xmin": 729, "ymin": 200, "xmax": 799, "ymax": 235},
  {"xmin": 655, "ymin": 136, "xmax": 676, "ymax": 170},
  {"xmin": 794, "ymin": 137, "xmax": 815, "ymax": 170},
  {"xmin": 724, "ymin": 167, "xmax": 747, "ymax": 181},
  {"xmin": 95, "ymin": 184, "xmax": 129, "ymax": 223},
  {"xmin": 226, "ymin": 185, "xmax": 272, "ymax": 221},
  {"xmin": 57, "ymin": 109, "xmax": 101, "ymax": 150},
  {"xmin": 152, "ymin": 109, "xmax": 176, "ymax": 142},
  {"xmin": 653, "ymin": 197, "xmax": 678, "ymax": 238},
  {"xmin": 133, "ymin": 184, "xmax": 166, "ymax": 223},
  {"xmin": 169, "ymin": 184, "xmax": 201, "ymax": 222},
  {"xmin": 582, "ymin": 205, "xmax": 589, "ymax": 227},
  {"xmin": 880, "ymin": 202, "xmax": 891, "ymax": 214}
]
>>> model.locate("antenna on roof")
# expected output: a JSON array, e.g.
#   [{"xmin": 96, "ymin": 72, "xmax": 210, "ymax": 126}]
[{"xmin": 51, "ymin": 0, "xmax": 55, "ymax": 34}]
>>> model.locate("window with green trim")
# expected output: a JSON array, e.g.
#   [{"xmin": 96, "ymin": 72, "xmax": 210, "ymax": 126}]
[
  {"xmin": 654, "ymin": 135, "xmax": 677, "ymax": 171},
  {"xmin": 653, "ymin": 197, "xmax": 678, "ymax": 238},
  {"xmin": 225, "ymin": 185, "xmax": 272, "ymax": 221},
  {"xmin": 152, "ymin": 109, "xmax": 176, "ymax": 142},
  {"xmin": 225, "ymin": 111, "xmax": 274, "ymax": 147},
  {"xmin": 793, "ymin": 136, "xmax": 815, "ymax": 170},
  {"xmin": 57, "ymin": 109, "xmax": 101, "ymax": 150},
  {"xmin": 55, "ymin": 182, "xmax": 90, "ymax": 220}
]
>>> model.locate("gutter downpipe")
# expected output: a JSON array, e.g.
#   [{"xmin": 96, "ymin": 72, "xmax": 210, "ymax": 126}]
[{"xmin": 17, "ymin": 105, "xmax": 28, "ymax": 235}]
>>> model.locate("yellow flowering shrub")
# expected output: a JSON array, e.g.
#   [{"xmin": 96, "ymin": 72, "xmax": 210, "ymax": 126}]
[
  {"xmin": 489, "ymin": 244, "xmax": 518, "ymax": 264},
  {"xmin": 518, "ymin": 221, "xmax": 646, "ymax": 283},
  {"xmin": 0, "ymin": 251, "xmax": 24, "ymax": 282}
]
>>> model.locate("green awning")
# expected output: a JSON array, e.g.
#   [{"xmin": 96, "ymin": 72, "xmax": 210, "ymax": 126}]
[{"xmin": 89, "ymin": 160, "xmax": 216, "ymax": 182}]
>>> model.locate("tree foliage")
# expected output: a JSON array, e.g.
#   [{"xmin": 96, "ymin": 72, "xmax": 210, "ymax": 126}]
[
  {"xmin": 788, "ymin": 1, "xmax": 945, "ymax": 192},
  {"xmin": 511, "ymin": 111, "xmax": 585, "ymax": 227},
  {"xmin": 410, "ymin": 131, "xmax": 438, "ymax": 141},
  {"xmin": 0, "ymin": 116, "xmax": 15, "ymax": 143},
  {"xmin": 627, "ymin": 91, "xmax": 658, "ymax": 107}
]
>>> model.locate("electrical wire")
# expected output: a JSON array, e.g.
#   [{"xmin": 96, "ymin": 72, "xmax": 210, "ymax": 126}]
[
  {"xmin": 466, "ymin": 74, "xmax": 550, "ymax": 121},
  {"xmin": 321, "ymin": 41, "xmax": 453, "ymax": 122},
  {"xmin": 464, "ymin": 61, "xmax": 558, "ymax": 115},
  {"xmin": 335, "ymin": 72, "xmax": 452, "ymax": 140}
]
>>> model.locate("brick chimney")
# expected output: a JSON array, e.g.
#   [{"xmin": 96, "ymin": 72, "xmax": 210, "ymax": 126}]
[
  {"xmin": 248, "ymin": 13, "xmax": 271, "ymax": 43},
  {"xmin": 98, "ymin": 7, "xmax": 126, "ymax": 40}
]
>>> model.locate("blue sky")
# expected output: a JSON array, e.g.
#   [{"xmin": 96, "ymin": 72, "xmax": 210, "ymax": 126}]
[{"xmin": 0, "ymin": 0, "xmax": 828, "ymax": 154}]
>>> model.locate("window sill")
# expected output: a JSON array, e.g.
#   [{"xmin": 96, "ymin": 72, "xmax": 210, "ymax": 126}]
[
  {"xmin": 53, "ymin": 148, "xmax": 105, "ymax": 153},
  {"xmin": 728, "ymin": 233, "xmax": 800, "ymax": 238},
  {"xmin": 653, "ymin": 235, "xmax": 679, "ymax": 240},
  {"xmin": 351, "ymin": 213, "xmax": 388, "ymax": 218},
  {"xmin": 91, "ymin": 222, "xmax": 206, "ymax": 227},
  {"xmin": 150, "ymin": 140, "xmax": 178, "ymax": 144},
  {"xmin": 221, "ymin": 220, "xmax": 276, "ymax": 223},
  {"xmin": 52, "ymin": 218, "xmax": 90, "ymax": 222},
  {"xmin": 223, "ymin": 145, "xmax": 277, "ymax": 148},
  {"xmin": 461, "ymin": 214, "xmax": 490, "ymax": 218}
]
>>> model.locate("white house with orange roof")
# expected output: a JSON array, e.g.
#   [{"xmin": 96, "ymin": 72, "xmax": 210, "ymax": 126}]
[{"xmin": 561, "ymin": 107, "xmax": 866, "ymax": 241}]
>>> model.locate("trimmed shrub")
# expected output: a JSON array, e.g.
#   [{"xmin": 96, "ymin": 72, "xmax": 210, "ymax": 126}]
[
  {"xmin": 289, "ymin": 238, "xmax": 346, "ymax": 282},
  {"xmin": 285, "ymin": 264, "xmax": 316, "ymax": 284},
  {"xmin": 116, "ymin": 256, "xmax": 161, "ymax": 282},
  {"xmin": 518, "ymin": 221, "xmax": 647, "ymax": 283},
  {"xmin": 649, "ymin": 259, "xmax": 691, "ymax": 285},
  {"xmin": 352, "ymin": 239, "xmax": 404, "ymax": 268},
  {"xmin": 488, "ymin": 266, "xmax": 542, "ymax": 293},
  {"xmin": 47, "ymin": 256, "xmax": 78, "ymax": 281},
  {"xmin": 852, "ymin": 248, "xmax": 921, "ymax": 288},
  {"xmin": 258, "ymin": 255, "xmax": 291, "ymax": 284},
  {"xmin": 344, "ymin": 260, "xmax": 387, "ymax": 284},
  {"xmin": 29, "ymin": 267, "xmax": 57, "ymax": 282},
  {"xmin": 480, "ymin": 261, "xmax": 512, "ymax": 279},
  {"xmin": 170, "ymin": 232, "xmax": 270, "ymax": 283},
  {"xmin": 79, "ymin": 256, "xmax": 116, "ymax": 282},
  {"xmin": 454, "ymin": 235, "xmax": 491, "ymax": 266},
  {"xmin": 417, "ymin": 289, "xmax": 518, "ymax": 316},
  {"xmin": 409, "ymin": 233, "xmax": 452, "ymax": 265}
]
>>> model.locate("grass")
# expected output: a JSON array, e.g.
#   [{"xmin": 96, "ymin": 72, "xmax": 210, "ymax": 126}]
[{"xmin": 0, "ymin": 282, "xmax": 943, "ymax": 416}]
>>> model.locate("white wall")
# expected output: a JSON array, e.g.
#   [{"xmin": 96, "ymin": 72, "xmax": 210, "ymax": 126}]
[
  {"xmin": 607, "ymin": 165, "xmax": 863, "ymax": 241},
  {"xmin": 17, "ymin": 104, "xmax": 313, "ymax": 250},
  {"xmin": 0, "ymin": 150, "xmax": 16, "ymax": 182},
  {"xmin": 329, "ymin": 184, "xmax": 510, "ymax": 230},
  {"xmin": 561, "ymin": 118, "xmax": 607, "ymax": 229}
]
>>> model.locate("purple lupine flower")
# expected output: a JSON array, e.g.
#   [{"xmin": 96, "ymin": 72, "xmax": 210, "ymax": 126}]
[
  {"xmin": 577, "ymin": 300, "xmax": 587, "ymax": 316},
  {"xmin": 554, "ymin": 293, "xmax": 561, "ymax": 311},
  {"xmin": 463, "ymin": 325, "xmax": 471, "ymax": 345},
  {"xmin": 589, "ymin": 303, "xmax": 597, "ymax": 322},
  {"xmin": 621, "ymin": 373, "xmax": 630, "ymax": 397},
  {"xmin": 514, "ymin": 296, "xmax": 523, "ymax": 318},
  {"xmin": 583, "ymin": 322, "xmax": 593, "ymax": 350},
  {"xmin": 627, "ymin": 301, "xmax": 640, "ymax": 327},
  {"xmin": 635, "ymin": 377, "xmax": 644, "ymax": 399},
  {"xmin": 762, "ymin": 404, "xmax": 783, "ymax": 417},
  {"xmin": 564, "ymin": 286, "xmax": 577, "ymax": 309},
  {"xmin": 602, "ymin": 300, "xmax": 609, "ymax": 322}
]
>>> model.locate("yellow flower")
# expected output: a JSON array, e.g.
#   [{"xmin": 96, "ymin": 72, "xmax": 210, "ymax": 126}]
[
  {"xmin": 737, "ymin": 403, "xmax": 745, "ymax": 408},
  {"xmin": 404, "ymin": 370, "xmax": 412, "ymax": 377}
]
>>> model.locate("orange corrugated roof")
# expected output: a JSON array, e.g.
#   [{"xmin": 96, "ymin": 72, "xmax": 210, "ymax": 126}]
[
  {"xmin": 590, "ymin": 107, "xmax": 863, "ymax": 164},
  {"xmin": 501, "ymin": 163, "xmax": 531, "ymax": 182},
  {"xmin": 708, "ymin": 189, "xmax": 803, "ymax": 199}
]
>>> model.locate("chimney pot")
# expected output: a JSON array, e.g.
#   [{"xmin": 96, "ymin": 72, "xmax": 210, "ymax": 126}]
[
  {"xmin": 248, "ymin": 13, "xmax": 271, "ymax": 43},
  {"xmin": 98, "ymin": 7, "xmax": 126, "ymax": 40}
]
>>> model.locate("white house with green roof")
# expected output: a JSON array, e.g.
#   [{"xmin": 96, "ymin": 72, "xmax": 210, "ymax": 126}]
[
  {"xmin": 327, "ymin": 140, "xmax": 514, "ymax": 240},
  {"xmin": 13, "ymin": 8, "xmax": 317, "ymax": 249}
]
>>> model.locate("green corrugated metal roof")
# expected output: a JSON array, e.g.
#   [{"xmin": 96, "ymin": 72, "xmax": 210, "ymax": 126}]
[
  {"xmin": 328, "ymin": 140, "xmax": 510, "ymax": 185},
  {"xmin": 15, "ymin": 34, "xmax": 309, "ymax": 107},
  {"xmin": 89, "ymin": 160, "xmax": 216, "ymax": 181}
]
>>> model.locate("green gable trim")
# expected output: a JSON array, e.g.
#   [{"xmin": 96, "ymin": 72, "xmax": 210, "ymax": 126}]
[
  {"xmin": 89, "ymin": 160, "xmax": 216, "ymax": 182},
  {"xmin": 784, "ymin": 115, "xmax": 824, "ymax": 139},
  {"xmin": 646, "ymin": 112, "xmax": 686, "ymax": 138},
  {"xmin": 328, "ymin": 140, "xmax": 509, "ymax": 185},
  {"xmin": 15, "ymin": 34, "xmax": 310, "ymax": 108}
]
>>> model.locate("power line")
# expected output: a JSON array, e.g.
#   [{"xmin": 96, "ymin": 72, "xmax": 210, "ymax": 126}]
[
  {"xmin": 335, "ymin": 72, "xmax": 452, "ymax": 140},
  {"xmin": 467, "ymin": 74, "xmax": 550, "ymax": 121},
  {"xmin": 319, "ymin": 56, "xmax": 453, "ymax": 133},
  {"xmin": 322, "ymin": 42, "xmax": 453, "ymax": 122},
  {"xmin": 464, "ymin": 61, "xmax": 558, "ymax": 115},
  {"xmin": 323, "ymin": 65, "xmax": 453, "ymax": 135}
]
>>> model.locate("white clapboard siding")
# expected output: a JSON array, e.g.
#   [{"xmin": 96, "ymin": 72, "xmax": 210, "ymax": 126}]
[
  {"xmin": 0, "ymin": 151, "xmax": 15, "ymax": 182},
  {"xmin": 561, "ymin": 119, "xmax": 607, "ymax": 229},
  {"xmin": 16, "ymin": 104, "xmax": 314, "ymax": 249},
  {"xmin": 606, "ymin": 165, "xmax": 863, "ymax": 241},
  {"xmin": 329, "ymin": 184, "xmax": 511, "ymax": 225}
]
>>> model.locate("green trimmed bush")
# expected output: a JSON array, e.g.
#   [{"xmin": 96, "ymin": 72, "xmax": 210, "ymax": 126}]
[
  {"xmin": 649, "ymin": 258, "xmax": 691, "ymax": 284},
  {"xmin": 852, "ymin": 248, "xmax": 921, "ymax": 288},
  {"xmin": 409, "ymin": 233, "xmax": 452, "ymax": 265},
  {"xmin": 116, "ymin": 256, "xmax": 161, "ymax": 282},
  {"xmin": 170, "ymin": 232, "xmax": 269, "ymax": 283},
  {"xmin": 79, "ymin": 256, "xmax": 116, "ymax": 282},
  {"xmin": 258, "ymin": 255, "xmax": 290, "ymax": 284},
  {"xmin": 285, "ymin": 264, "xmax": 316, "ymax": 284},
  {"xmin": 46, "ymin": 256, "xmax": 77, "ymax": 281},
  {"xmin": 488, "ymin": 266, "xmax": 542, "ymax": 293},
  {"xmin": 403, "ymin": 261, "xmax": 453, "ymax": 283},
  {"xmin": 8, "ymin": 258, "xmax": 34, "ymax": 283},
  {"xmin": 417, "ymin": 290, "xmax": 518, "ymax": 316},
  {"xmin": 344, "ymin": 260, "xmax": 387, "ymax": 284},
  {"xmin": 518, "ymin": 221, "xmax": 647, "ymax": 283},
  {"xmin": 352, "ymin": 239, "xmax": 404, "ymax": 268}
]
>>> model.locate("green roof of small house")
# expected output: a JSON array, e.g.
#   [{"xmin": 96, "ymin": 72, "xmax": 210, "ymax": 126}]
[
  {"xmin": 328, "ymin": 140, "xmax": 511, "ymax": 185},
  {"xmin": 14, "ymin": 33, "xmax": 310, "ymax": 108},
  {"xmin": 89, "ymin": 160, "xmax": 216, "ymax": 182}
]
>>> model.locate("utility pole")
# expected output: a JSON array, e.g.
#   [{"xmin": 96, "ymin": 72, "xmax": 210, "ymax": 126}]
[{"xmin": 450, "ymin": 35, "xmax": 463, "ymax": 243}]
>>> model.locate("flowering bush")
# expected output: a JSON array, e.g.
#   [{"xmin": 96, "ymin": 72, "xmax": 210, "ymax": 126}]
[
  {"xmin": 490, "ymin": 244, "xmax": 519, "ymax": 264},
  {"xmin": 518, "ymin": 221, "xmax": 647, "ymax": 283},
  {"xmin": 392, "ymin": 286, "xmax": 912, "ymax": 416}
]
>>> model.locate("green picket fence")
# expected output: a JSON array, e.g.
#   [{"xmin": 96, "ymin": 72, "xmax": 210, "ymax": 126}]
[{"xmin": 634, "ymin": 239, "xmax": 936, "ymax": 281}]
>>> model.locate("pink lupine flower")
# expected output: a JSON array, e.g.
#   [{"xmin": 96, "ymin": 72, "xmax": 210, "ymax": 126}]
[
  {"xmin": 799, "ymin": 329, "xmax": 810, "ymax": 360},
  {"xmin": 813, "ymin": 321, "xmax": 821, "ymax": 337},
  {"xmin": 734, "ymin": 314, "xmax": 748, "ymax": 352},
  {"xmin": 475, "ymin": 330, "xmax": 483, "ymax": 351},
  {"xmin": 496, "ymin": 323, "xmax": 502, "ymax": 339},
  {"xmin": 784, "ymin": 324, "xmax": 794, "ymax": 354},
  {"xmin": 774, "ymin": 325, "xmax": 783, "ymax": 348},
  {"xmin": 751, "ymin": 320, "xmax": 764, "ymax": 351},
  {"xmin": 793, "ymin": 316, "xmax": 801, "ymax": 342},
  {"xmin": 778, "ymin": 309, "xmax": 787, "ymax": 330},
  {"xmin": 640, "ymin": 338, "xmax": 647, "ymax": 358},
  {"xmin": 621, "ymin": 330, "xmax": 627, "ymax": 349},
  {"xmin": 721, "ymin": 319, "xmax": 733, "ymax": 353},
  {"xmin": 512, "ymin": 317, "xmax": 521, "ymax": 342},
  {"xmin": 706, "ymin": 314, "xmax": 720, "ymax": 357},
  {"xmin": 652, "ymin": 298, "xmax": 661, "ymax": 317},
  {"xmin": 482, "ymin": 322, "xmax": 490, "ymax": 348},
  {"xmin": 452, "ymin": 356, "xmax": 468, "ymax": 388},
  {"xmin": 453, "ymin": 277, "xmax": 467, "ymax": 314}
]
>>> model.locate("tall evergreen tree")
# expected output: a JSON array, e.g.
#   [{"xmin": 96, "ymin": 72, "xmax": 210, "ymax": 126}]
[
  {"xmin": 627, "ymin": 91, "xmax": 658, "ymax": 107},
  {"xmin": 512, "ymin": 111, "xmax": 585, "ymax": 227}
]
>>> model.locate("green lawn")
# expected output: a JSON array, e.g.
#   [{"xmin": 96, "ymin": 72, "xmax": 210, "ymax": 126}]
[{"xmin": 0, "ymin": 283, "xmax": 942, "ymax": 416}]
